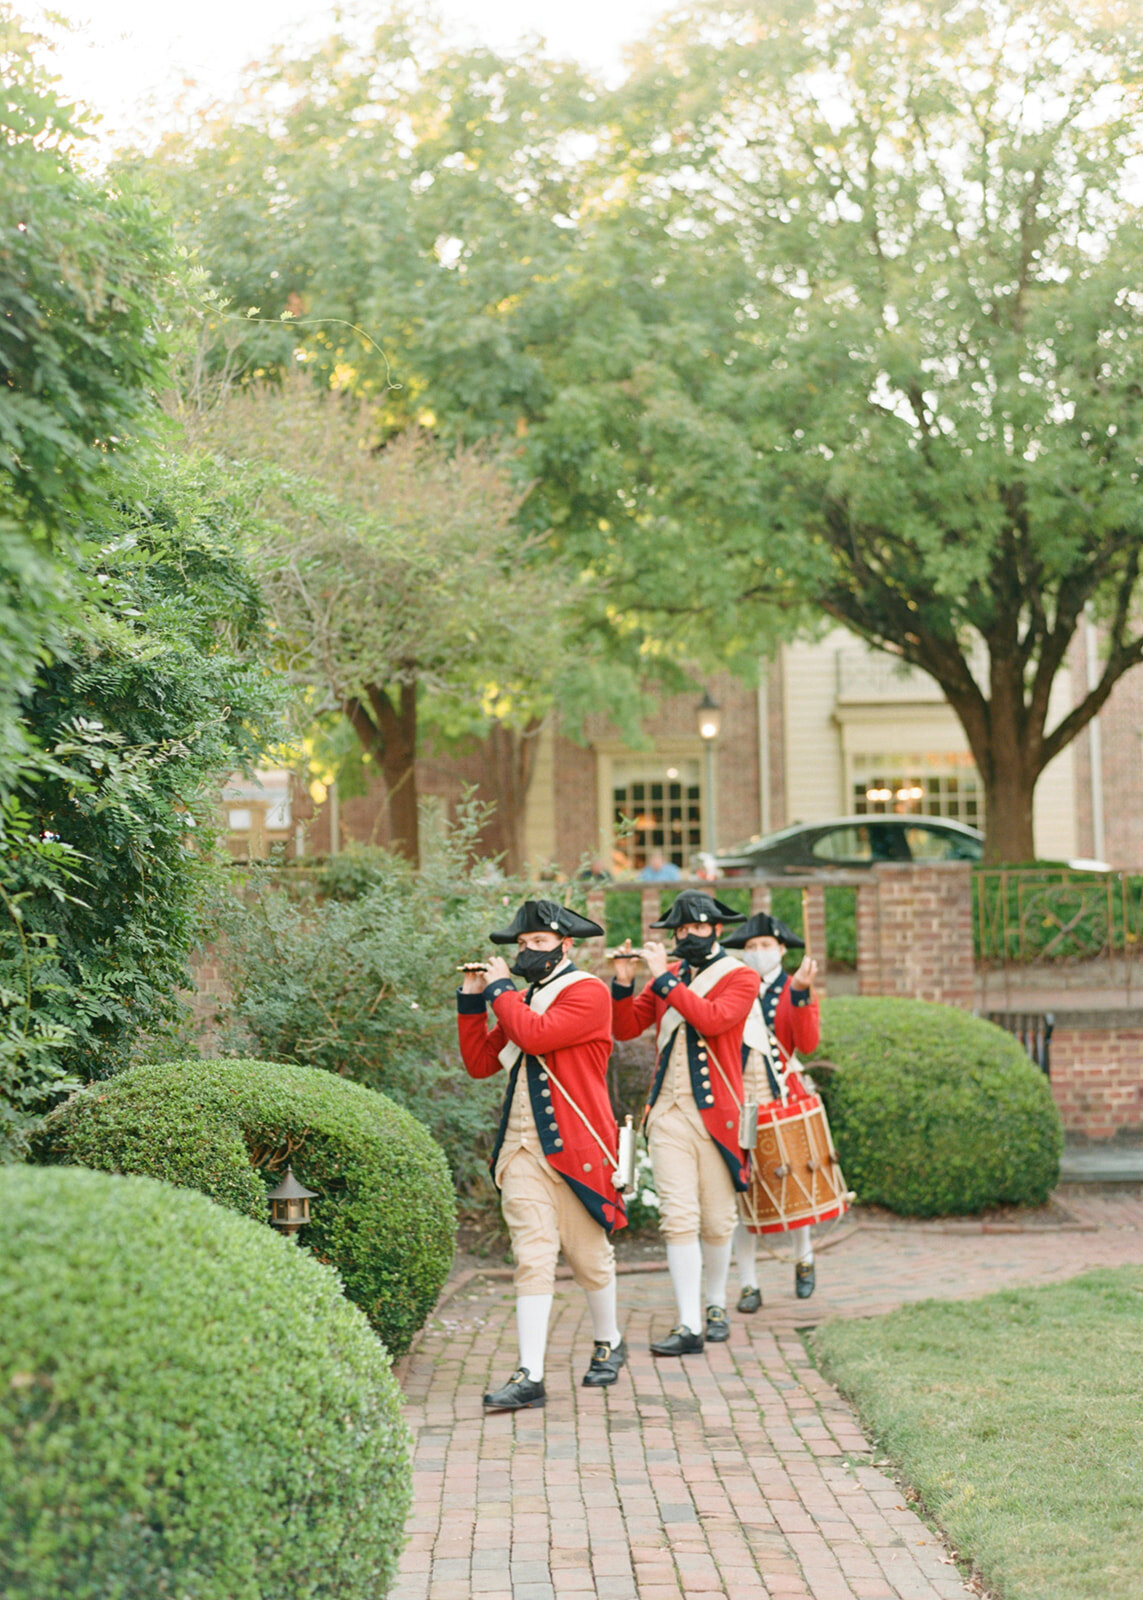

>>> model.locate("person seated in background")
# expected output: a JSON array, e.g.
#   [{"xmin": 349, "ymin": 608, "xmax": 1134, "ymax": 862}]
[
  {"xmin": 577, "ymin": 856, "xmax": 612, "ymax": 882},
  {"xmin": 639, "ymin": 850, "xmax": 682, "ymax": 882}
]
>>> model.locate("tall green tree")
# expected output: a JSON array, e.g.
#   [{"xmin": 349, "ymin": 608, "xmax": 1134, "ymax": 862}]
[
  {"xmin": 0, "ymin": 5, "xmax": 171, "ymax": 766},
  {"xmin": 597, "ymin": 0, "xmax": 1143, "ymax": 862},
  {"xmin": 13, "ymin": 455, "xmax": 283, "ymax": 1089},
  {"xmin": 143, "ymin": 0, "xmax": 1143, "ymax": 860},
  {"xmin": 0, "ymin": 14, "xmax": 284, "ymax": 1147},
  {"xmin": 186, "ymin": 380, "xmax": 623, "ymax": 869}
]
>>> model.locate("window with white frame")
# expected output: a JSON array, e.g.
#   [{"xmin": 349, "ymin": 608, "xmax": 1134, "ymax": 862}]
[
  {"xmin": 850, "ymin": 750, "xmax": 983, "ymax": 826},
  {"xmin": 610, "ymin": 757, "xmax": 703, "ymax": 869}
]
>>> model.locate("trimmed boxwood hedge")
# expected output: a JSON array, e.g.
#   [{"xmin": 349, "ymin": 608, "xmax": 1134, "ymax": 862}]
[
  {"xmin": 34, "ymin": 1057, "xmax": 455, "ymax": 1355},
  {"xmin": 0, "ymin": 1165, "xmax": 410, "ymax": 1600},
  {"xmin": 816, "ymin": 997, "xmax": 1063, "ymax": 1216}
]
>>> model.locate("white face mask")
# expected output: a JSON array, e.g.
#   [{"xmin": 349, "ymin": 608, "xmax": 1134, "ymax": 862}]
[{"xmin": 742, "ymin": 949, "xmax": 784, "ymax": 985}]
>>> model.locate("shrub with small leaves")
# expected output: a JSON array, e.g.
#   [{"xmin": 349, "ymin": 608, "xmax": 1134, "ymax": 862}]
[
  {"xmin": 816, "ymin": 997, "xmax": 1063, "ymax": 1216},
  {"xmin": 34, "ymin": 1056, "xmax": 455, "ymax": 1355},
  {"xmin": 0, "ymin": 1164, "xmax": 411, "ymax": 1600}
]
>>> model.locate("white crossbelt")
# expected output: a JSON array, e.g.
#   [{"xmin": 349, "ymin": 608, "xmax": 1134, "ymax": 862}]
[{"xmin": 653, "ymin": 952, "xmax": 742, "ymax": 1057}]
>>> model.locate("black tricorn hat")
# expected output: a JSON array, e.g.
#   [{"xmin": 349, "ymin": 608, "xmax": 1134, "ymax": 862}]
[
  {"xmin": 650, "ymin": 891, "xmax": 748, "ymax": 930},
  {"xmin": 489, "ymin": 898, "xmax": 604, "ymax": 945},
  {"xmin": 722, "ymin": 911, "xmax": 804, "ymax": 949}
]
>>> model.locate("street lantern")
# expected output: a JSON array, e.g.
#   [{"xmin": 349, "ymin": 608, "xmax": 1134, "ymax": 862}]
[
  {"xmin": 695, "ymin": 692, "xmax": 722, "ymax": 857},
  {"xmin": 695, "ymin": 691, "xmax": 722, "ymax": 741},
  {"xmin": 267, "ymin": 1167, "xmax": 317, "ymax": 1237}
]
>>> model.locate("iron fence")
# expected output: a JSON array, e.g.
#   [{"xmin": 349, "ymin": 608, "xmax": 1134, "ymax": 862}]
[{"xmin": 975, "ymin": 867, "xmax": 1143, "ymax": 1005}]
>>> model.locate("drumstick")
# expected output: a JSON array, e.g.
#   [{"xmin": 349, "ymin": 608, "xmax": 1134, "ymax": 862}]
[{"xmin": 800, "ymin": 886, "xmax": 812, "ymax": 964}]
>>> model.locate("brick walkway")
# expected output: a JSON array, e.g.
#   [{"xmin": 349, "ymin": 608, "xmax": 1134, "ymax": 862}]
[{"xmin": 393, "ymin": 1190, "xmax": 1143, "ymax": 1600}]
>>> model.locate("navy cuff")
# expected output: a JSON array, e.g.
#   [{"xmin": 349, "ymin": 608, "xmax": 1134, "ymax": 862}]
[
  {"xmin": 651, "ymin": 972, "xmax": 680, "ymax": 998},
  {"xmin": 611, "ymin": 980, "xmax": 635, "ymax": 998},
  {"xmin": 485, "ymin": 978, "xmax": 517, "ymax": 1003},
  {"xmin": 456, "ymin": 990, "xmax": 487, "ymax": 1014},
  {"xmin": 791, "ymin": 987, "xmax": 811, "ymax": 1007}
]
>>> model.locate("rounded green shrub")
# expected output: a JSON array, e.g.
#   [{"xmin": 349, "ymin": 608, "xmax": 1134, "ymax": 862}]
[
  {"xmin": 34, "ymin": 1058, "xmax": 455, "ymax": 1355},
  {"xmin": 0, "ymin": 1165, "xmax": 411, "ymax": 1600},
  {"xmin": 816, "ymin": 997, "xmax": 1063, "ymax": 1216}
]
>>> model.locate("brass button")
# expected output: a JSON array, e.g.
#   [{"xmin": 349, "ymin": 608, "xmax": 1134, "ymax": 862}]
[{"xmin": 583, "ymin": 1162, "xmax": 593, "ymax": 1173}]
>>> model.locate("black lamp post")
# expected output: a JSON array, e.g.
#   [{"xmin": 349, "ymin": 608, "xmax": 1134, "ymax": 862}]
[
  {"xmin": 695, "ymin": 691, "xmax": 722, "ymax": 856},
  {"xmin": 267, "ymin": 1167, "xmax": 317, "ymax": 1238}
]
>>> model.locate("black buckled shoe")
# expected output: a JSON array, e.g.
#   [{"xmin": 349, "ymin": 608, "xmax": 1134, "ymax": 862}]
[
  {"xmin": 582, "ymin": 1338, "xmax": 627, "ymax": 1387},
  {"xmin": 483, "ymin": 1367, "xmax": 546, "ymax": 1410},
  {"xmin": 705, "ymin": 1305, "xmax": 731, "ymax": 1342},
  {"xmin": 650, "ymin": 1324, "xmax": 704, "ymax": 1357},
  {"xmin": 737, "ymin": 1285, "xmax": 762, "ymax": 1314},
  {"xmin": 795, "ymin": 1260, "xmax": 816, "ymax": 1300}
]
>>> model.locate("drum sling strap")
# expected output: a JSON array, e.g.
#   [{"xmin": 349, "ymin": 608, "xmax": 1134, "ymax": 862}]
[{"xmin": 743, "ymin": 1001, "xmax": 793, "ymax": 1104}]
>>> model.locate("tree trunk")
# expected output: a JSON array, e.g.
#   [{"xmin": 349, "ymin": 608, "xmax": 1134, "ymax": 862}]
[
  {"xmin": 342, "ymin": 677, "xmax": 420, "ymax": 865},
  {"xmin": 370, "ymin": 680, "xmax": 419, "ymax": 866},
  {"xmin": 976, "ymin": 645, "xmax": 1041, "ymax": 865},
  {"xmin": 981, "ymin": 761, "xmax": 1037, "ymax": 863},
  {"xmin": 482, "ymin": 718, "xmax": 544, "ymax": 876}
]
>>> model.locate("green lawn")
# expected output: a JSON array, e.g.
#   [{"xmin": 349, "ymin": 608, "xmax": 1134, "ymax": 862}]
[{"xmin": 810, "ymin": 1268, "xmax": 1143, "ymax": 1600}]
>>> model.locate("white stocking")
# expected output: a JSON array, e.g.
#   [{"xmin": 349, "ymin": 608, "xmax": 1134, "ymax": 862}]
[
  {"xmin": 585, "ymin": 1280, "xmax": 622, "ymax": 1345},
  {"xmin": 792, "ymin": 1226, "xmax": 814, "ymax": 1264},
  {"xmin": 666, "ymin": 1240, "xmax": 704, "ymax": 1333},
  {"xmin": 516, "ymin": 1293, "xmax": 553, "ymax": 1381},
  {"xmin": 702, "ymin": 1239, "xmax": 732, "ymax": 1310},
  {"xmin": 733, "ymin": 1219, "xmax": 758, "ymax": 1289}
]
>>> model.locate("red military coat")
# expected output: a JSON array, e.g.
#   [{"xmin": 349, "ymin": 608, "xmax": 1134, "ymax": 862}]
[
  {"xmin": 753, "ymin": 970, "xmax": 820, "ymax": 1101},
  {"xmin": 458, "ymin": 965, "xmax": 627, "ymax": 1234},
  {"xmin": 611, "ymin": 956, "xmax": 759, "ymax": 1189}
]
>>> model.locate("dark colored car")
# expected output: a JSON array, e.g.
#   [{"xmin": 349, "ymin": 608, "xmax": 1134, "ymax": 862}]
[{"xmin": 714, "ymin": 815, "xmax": 985, "ymax": 876}]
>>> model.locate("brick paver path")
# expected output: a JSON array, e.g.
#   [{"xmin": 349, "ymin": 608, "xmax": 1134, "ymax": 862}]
[{"xmin": 394, "ymin": 1190, "xmax": 1143, "ymax": 1600}]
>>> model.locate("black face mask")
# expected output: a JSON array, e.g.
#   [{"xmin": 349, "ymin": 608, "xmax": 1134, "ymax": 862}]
[
  {"xmin": 511, "ymin": 946, "xmax": 565, "ymax": 982},
  {"xmin": 674, "ymin": 931, "xmax": 718, "ymax": 966}
]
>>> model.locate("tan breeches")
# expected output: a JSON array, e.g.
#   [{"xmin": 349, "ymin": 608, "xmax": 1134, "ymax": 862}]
[
  {"xmin": 647, "ymin": 1104, "xmax": 738, "ymax": 1247},
  {"xmin": 499, "ymin": 1146, "xmax": 615, "ymax": 1296}
]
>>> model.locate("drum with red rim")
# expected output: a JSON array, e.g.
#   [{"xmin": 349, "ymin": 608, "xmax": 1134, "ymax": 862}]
[{"xmin": 741, "ymin": 1090, "xmax": 853, "ymax": 1235}]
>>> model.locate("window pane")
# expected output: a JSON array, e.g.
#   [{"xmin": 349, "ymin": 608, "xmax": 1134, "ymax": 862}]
[{"xmin": 812, "ymin": 826, "xmax": 873, "ymax": 862}]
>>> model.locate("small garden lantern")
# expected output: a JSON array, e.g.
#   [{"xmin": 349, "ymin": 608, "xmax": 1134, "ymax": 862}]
[{"xmin": 267, "ymin": 1167, "xmax": 317, "ymax": 1237}]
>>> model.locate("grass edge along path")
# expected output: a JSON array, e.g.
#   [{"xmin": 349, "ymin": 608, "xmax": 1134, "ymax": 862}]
[{"xmin": 810, "ymin": 1266, "xmax": 1143, "ymax": 1600}]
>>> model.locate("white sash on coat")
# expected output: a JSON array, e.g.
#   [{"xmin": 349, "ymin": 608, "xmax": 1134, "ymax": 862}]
[
  {"xmin": 653, "ymin": 952, "xmax": 743, "ymax": 1057},
  {"xmin": 497, "ymin": 962, "xmax": 602, "ymax": 1071}
]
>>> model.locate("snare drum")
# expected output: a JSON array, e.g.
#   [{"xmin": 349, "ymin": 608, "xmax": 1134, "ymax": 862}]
[{"xmin": 740, "ymin": 1090, "xmax": 852, "ymax": 1236}]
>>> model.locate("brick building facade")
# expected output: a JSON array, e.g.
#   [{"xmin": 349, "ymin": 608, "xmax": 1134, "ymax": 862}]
[{"xmin": 226, "ymin": 627, "xmax": 1143, "ymax": 874}]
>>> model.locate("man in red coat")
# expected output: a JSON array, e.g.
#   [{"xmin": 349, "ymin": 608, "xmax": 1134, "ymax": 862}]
[
  {"xmin": 722, "ymin": 912, "xmax": 821, "ymax": 1306},
  {"xmin": 458, "ymin": 899, "xmax": 627, "ymax": 1410},
  {"xmin": 612, "ymin": 891, "xmax": 759, "ymax": 1354}
]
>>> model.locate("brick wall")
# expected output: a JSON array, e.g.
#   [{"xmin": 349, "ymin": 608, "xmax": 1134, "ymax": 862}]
[
  {"xmin": 550, "ymin": 671, "xmax": 763, "ymax": 874},
  {"xmin": 1045, "ymin": 1014, "xmax": 1143, "ymax": 1140},
  {"xmin": 855, "ymin": 861, "xmax": 975, "ymax": 1008},
  {"xmin": 184, "ymin": 944, "xmax": 232, "ymax": 1049}
]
